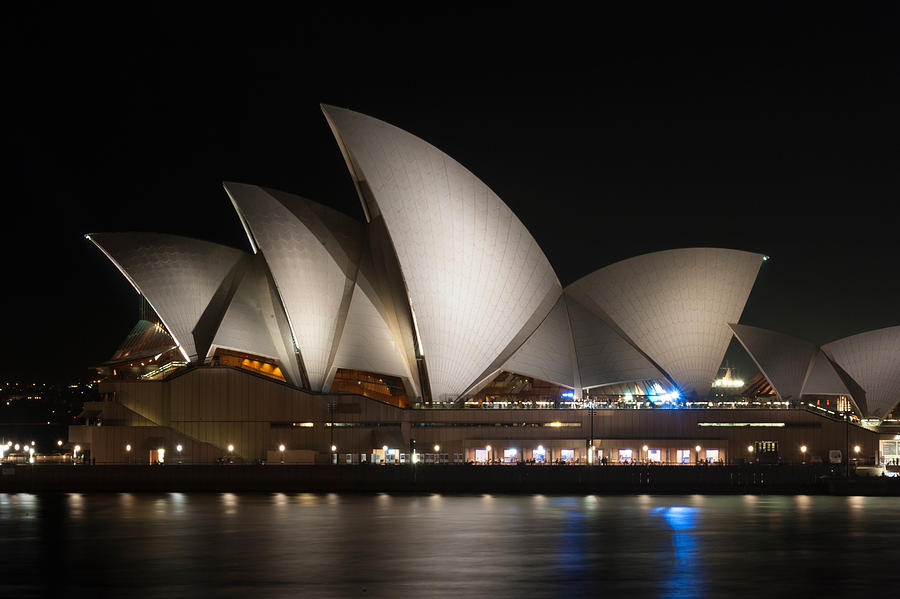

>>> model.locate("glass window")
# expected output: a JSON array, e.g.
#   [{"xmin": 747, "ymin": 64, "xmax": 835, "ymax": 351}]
[
  {"xmin": 676, "ymin": 449, "xmax": 691, "ymax": 464},
  {"xmin": 561, "ymin": 449, "xmax": 575, "ymax": 462},
  {"xmin": 705, "ymin": 449, "xmax": 719, "ymax": 462},
  {"xmin": 534, "ymin": 447, "xmax": 546, "ymax": 462},
  {"xmin": 618, "ymin": 449, "xmax": 633, "ymax": 463},
  {"xmin": 503, "ymin": 448, "xmax": 518, "ymax": 463},
  {"xmin": 647, "ymin": 449, "xmax": 662, "ymax": 462}
]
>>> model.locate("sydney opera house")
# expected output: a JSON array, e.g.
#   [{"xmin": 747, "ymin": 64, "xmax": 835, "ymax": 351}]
[{"xmin": 72, "ymin": 105, "xmax": 899, "ymax": 467}]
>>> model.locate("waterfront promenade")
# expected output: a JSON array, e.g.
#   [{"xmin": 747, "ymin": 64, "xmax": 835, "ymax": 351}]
[{"xmin": 2, "ymin": 463, "xmax": 898, "ymax": 494}]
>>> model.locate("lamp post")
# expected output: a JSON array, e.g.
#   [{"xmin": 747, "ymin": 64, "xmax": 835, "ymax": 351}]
[
  {"xmin": 126, "ymin": 443, "xmax": 132, "ymax": 465},
  {"xmin": 331, "ymin": 444, "xmax": 337, "ymax": 465},
  {"xmin": 74, "ymin": 445, "xmax": 81, "ymax": 464},
  {"xmin": 800, "ymin": 445, "xmax": 807, "ymax": 464},
  {"xmin": 486, "ymin": 444, "xmax": 492, "ymax": 464},
  {"xmin": 176, "ymin": 444, "xmax": 183, "ymax": 464},
  {"xmin": 279, "ymin": 444, "xmax": 285, "ymax": 464},
  {"xmin": 695, "ymin": 445, "xmax": 702, "ymax": 465}
]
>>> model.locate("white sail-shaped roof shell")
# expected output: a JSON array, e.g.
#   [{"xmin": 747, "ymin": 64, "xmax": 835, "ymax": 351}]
[
  {"xmin": 802, "ymin": 350, "xmax": 852, "ymax": 396},
  {"xmin": 567, "ymin": 248, "xmax": 764, "ymax": 398},
  {"xmin": 87, "ymin": 232, "xmax": 247, "ymax": 362},
  {"xmin": 502, "ymin": 295, "xmax": 576, "ymax": 389},
  {"xmin": 326, "ymin": 279, "xmax": 417, "ymax": 392},
  {"xmin": 823, "ymin": 326, "xmax": 900, "ymax": 418},
  {"xmin": 323, "ymin": 105, "xmax": 561, "ymax": 402},
  {"xmin": 224, "ymin": 182, "xmax": 362, "ymax": 391},
  {"xmin": 566, "ymin": 295, "xmax": 666, "ymax": 390},
  {"xmin": 729, "ymin": 324, "xmax": 818, "ymax": 401},
  {"xmin": 208, "ymin": 256, "xmax": 302, "ymax": 386}
]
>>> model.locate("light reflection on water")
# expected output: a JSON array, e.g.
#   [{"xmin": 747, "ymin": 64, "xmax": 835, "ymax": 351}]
[{"xmin": 0, "ymin": 493, "xmax": 897, "ymax": 597}]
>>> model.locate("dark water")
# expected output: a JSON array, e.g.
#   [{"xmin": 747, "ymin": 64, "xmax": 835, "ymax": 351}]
[{"xmin": 0, "ymin": 492, "xmax": 895, "ymax": 597}]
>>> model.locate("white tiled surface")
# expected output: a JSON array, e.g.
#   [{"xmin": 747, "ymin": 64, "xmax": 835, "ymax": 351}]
[
  {"xmin": 567, "ymin": 248, "xmax": 763, "ymax": 398},
  {"xmin": 823, "ymin": 326, "xmax": 900, "ymax": 417},
  {"xmin": 329, "ymin": 281, "xmax": 416, "ymax": 388},
  {"xmin": 566, "ymin": 294, "xmax": 664, "ymax": 389},
  {"xmin": 730, "ymin": 324, "xmax": 818, "ymax": 401},
  {"xmin": 90, "ymin": 232, "xmax": 246, "ymax": 361},
  {"xmin": 209, "ymin": 257, "xmax": 302, "ymax": 386},
  {"xmin": 225, "ymin": 183, "xmax": 362, "ymax": 391},
  {"xmin": 802, "ymin": 350, "xmax": 850, "ymax": 397},
  {"xmin": 503, "ymin": 295, "xmax": 575, "ymax": 388},
  {"xmin": 324, "ymin": 105, "xmax": 560, "ymax": 402}
]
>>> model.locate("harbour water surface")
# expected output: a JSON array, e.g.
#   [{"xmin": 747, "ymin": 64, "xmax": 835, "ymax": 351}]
[{"xmin": 0, "ymin": 493, "xmax": 895, "ymax": 597}]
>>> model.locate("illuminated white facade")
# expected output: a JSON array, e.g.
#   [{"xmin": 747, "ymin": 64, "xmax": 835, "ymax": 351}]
[
  {"xmin": 729, "ymin": 324, "xmax": 900, "ymax": 418},
  {"xmin": 90, "ymin": 106, "xmax": 773, "ymax": 406},
  {"xmin": 567, "ymin": 248, "xmax": 764, "ymax": 398},
  {"xmin": 323, "ymin": 105, "xmax": 561, "ymax": 402}
]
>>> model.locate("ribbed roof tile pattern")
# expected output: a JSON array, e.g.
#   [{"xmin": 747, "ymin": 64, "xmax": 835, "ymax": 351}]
[
  {"xmin": 567, "ymin": 248, "xmax": 763, "ymax": 397},
  {"xmin": 209, "ymin": 257, "xmax": 301, "ymax": 385},
  {"xmin": 823, "ymin": 326, "xmax": 900, "ymax": 418},
  {"xmin": 224, "ymin": 183, "xmax": 363, "ymax": 390},
  {"xmin": 503, "ymin": 295, "xmax": 575, "ymax": 388},
  {"xmin": 88, "ymin": 233, "xmax": 247, "ymax": 361},
  {"xmin": 729, "ymin": 324, "xmax": 818, "ymax": 401},
  {"xmin": 328, "ymin": 282, "xmax": 416, "ymax": 389},
  {"xmin": 323, "ymin": 105, "xmax": 561, "ymax": 401},
  {"xmin": 566, "ymin": 295, "xmax": 665, "ymax": 389}
]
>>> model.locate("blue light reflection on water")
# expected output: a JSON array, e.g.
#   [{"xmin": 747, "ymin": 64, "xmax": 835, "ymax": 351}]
[
  {"xmin": 1, "ymin": 493, "xmax": 898, "ymax": 597},
  {"xmin": 655, "ymin": 506, "xmax": 703, "ymax": 599}
]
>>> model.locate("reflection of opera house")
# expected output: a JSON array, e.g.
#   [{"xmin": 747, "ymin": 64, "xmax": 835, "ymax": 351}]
[{"xmin": 73, "ymin": 105, "xmax": 899, "ymax": 467}]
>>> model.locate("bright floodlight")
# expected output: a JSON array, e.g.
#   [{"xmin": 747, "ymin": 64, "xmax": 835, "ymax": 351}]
[
  {"xmin": 695, "ymin": 445, "xmax": 701, "ymax": 452},
  {"xmin": 642, "ymin": 445, "xmax": 649, "ymax": 451},
  {"xmin": 227, "ymin": 444, "xmax": 234, "ymax": 453},
  {"xmin": 278, "ymin": 444, "xmax": 285, "ymax": 452},
  {"xmin": 23, "ymin": 445, "xmax": 29, "ymax": 452},
  {"xmin": 57, "ymin": 440, "xmax": 63, "ymax": 447},
  {"xmin": 800, "ymin": 445, "xmax": 807, "ymax": 453},
  {"xmin": 176, "ymin": 444, "xmax": 183, "ymax": 452},
  {"xmin": 330, "ymin": 444, "xmax": 337, "ymax": 452},
  {"xmin": 14, "ymin": 444, "xmax": 19, "ymax": 451},
  {"xmin": 434, "ymin": 444, "xmax": 440, "ymax": 452},
  {"xmin": 126, "ymin": 444, "xmax": 132, "ymax": 452},
  {"xmin": 854, "ymin": 445, "xmax": 861, "ymax": 453},
  {"xmin": 74, "ymin": 445, "xmax": 81, "ymax": 452}
]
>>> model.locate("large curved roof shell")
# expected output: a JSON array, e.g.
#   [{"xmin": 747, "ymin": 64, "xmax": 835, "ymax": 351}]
[
  {"xmin": 322, "ymin": 105, "xmax": 561, "ymax": 402},
  {"xmin": 224, "ymin": 182, "xmax": 363, "ymax": 391},
  {"xmin": 326, "ymin": 278, "xmax": 418, "ymax": 393},
  {"xmin": 87, "ymin": 232, "xmax": 248, "ymax": 362},
  {"xmin": 822, "ymin": 326, "xmax": 900, "ymax": 418},
  {"xmin": 502, "ymin": 295, "xmax": 576, "ymax": 389},
  {"xmin": 208, "ymin": 255, "xmax": 302, "ymax": 386},
  {"xmin": 567, "ymin": 248, "xmax": 764, "ymax": 398},
  {"xmin": 729, "ymin": 324, "xmax": 818, "ymax": 401},
  {"xmin": 566, "ymin": 295, "xmax": 667, "ymax": 390},
  {"xmin": 802, "ymin": 351, "xmax": 851, "ymax": 396}
]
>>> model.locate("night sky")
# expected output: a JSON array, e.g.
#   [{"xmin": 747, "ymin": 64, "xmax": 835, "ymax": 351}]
[{"xmin": 5, "ymin": 5, "xmax": 900, "ymax": 383}]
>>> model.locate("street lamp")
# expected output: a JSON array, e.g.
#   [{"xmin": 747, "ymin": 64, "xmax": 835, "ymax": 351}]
[
  {"xmin": 279, "ymin": 444, "xmax": 285, "ymax": 463},
  {"xmin": 747, "ymin": 445, "xmax": 754, "ymax": 453},
  {"xmin": 695, "ymin": 445, "xmax": 702, "ymax": 465},
  {"xmin": 434, "ymin": 444, "xmax": 440, "ymax": 452},
  {"xmin": 330, "ymin": 444, "xmax": 337, "ymax": 464},
  {"xmin": 486, "ymin": 444, "xmax": 492, "ymax": 464},
  {"xmin": 74, "ymin": 445, "xmax": 81, "ymax": 463},
  {"xmin": 57, "ymin": 440, "xmax": 63, "ymax": 447},
  {"xmin": 176, "ymin": 444, "xmax": 183, "ymax": 464}
]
